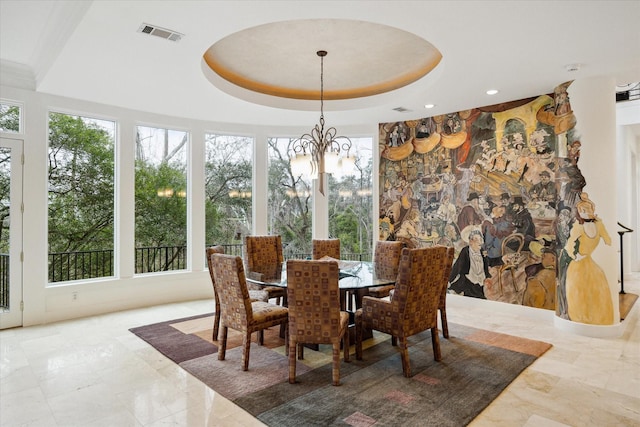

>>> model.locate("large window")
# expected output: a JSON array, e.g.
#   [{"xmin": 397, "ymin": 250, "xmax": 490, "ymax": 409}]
[
  {"xmin": 268, "ymin": 137, "xmax": 313, "ymax": 257},
  {"xmin": 204, "ymin": 133, "xmax": 253, "ymax": 254},
  {"xmin": 135, "ymin": 126, "xmax": 188, "ymax": 273},
  {"xmin": 0, "ymin": 102, "xmax": 21, "ymax": 133},
  {"xmin": 328, "ymin": 137, "xmax": 374, "ymax": 260},
  {"xmin": 48, "ymin": 112, "xmax": 115, "ymax": 282}
]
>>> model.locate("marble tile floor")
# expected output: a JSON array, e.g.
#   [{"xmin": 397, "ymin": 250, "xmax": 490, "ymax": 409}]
[{"xmin": 1, "ymin": 274, "xmax": 638, "ymax": 427}]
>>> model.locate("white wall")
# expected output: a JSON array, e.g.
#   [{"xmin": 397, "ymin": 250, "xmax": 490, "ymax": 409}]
[{"xmin": 616, "ymin": 100, "xmax": 640, "ymax": 275}]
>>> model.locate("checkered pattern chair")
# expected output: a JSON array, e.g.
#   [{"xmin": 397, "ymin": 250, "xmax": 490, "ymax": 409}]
[
  {"xmin": 355, "ymin": 246, "xmax": 450, "ymax": 377},
  {"xmin": 286, "ymin": 259, "xmax": 350, "ymax": 386},
  {"xmin": 209, "ymin": 253, "xmax": 289, "ymax": 371},
  {"xmin": 388, "ymin": 245, "xmax": 455, "ymax": 339},
  {"xmin": 243, "ymin": 235, "xmax": 288, "ymax": 305},
  {"xmin": 312, "ymin": 238, "xmax": 341, "ymax": 260},
  {"xmin": 206, "ymin": 246, "xmax": 268, "ymax": 341},
  {"xmin": 367, "ymin": 240, "xmax": 404, "ymax": 298}
]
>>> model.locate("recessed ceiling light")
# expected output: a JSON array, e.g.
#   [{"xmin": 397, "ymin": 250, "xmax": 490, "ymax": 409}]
[
  {"xmin": 486, "ymin": 89, "xmax": 499, "ymax": 95},
  {"xmin": 424, "ymin": 104, "xmax": 435, "ymax": 109}
]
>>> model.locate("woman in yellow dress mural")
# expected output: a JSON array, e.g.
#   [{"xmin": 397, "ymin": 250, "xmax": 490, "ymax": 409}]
[{"xmin": 564, "ymin": 192, "xmax": 614, "ymax": 325}]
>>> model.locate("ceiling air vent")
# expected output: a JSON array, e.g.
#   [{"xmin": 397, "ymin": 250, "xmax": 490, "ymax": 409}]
[{"xmin": 137, "ymin": 23, "xmax": 184, "ymax": 42}]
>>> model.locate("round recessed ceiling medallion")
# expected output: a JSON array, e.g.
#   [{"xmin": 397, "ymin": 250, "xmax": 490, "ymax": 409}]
[{"xmin": 202, "ymin": 19, "xmax": 442, "ymax": 102}]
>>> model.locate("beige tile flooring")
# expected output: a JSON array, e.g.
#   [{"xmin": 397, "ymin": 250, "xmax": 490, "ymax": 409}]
[{"xmin": 1, "ymin": 274, "xmax": 639, "ymax": 426}]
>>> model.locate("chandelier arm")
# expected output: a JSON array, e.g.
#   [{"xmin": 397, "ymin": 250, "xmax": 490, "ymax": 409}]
[{"xmin": 288, "ymin": 49, "xmax": 353, "ymax": 197}]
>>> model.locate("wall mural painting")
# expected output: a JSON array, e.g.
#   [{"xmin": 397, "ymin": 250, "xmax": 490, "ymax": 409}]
[{"xmin": 378, "ymin": 81, "xmax": 614, "ymax": 325}]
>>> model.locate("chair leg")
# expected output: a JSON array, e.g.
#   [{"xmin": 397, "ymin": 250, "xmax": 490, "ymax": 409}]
[
  {"xmin": 440, "ymin": 306, "xmax": 449, "ymax": 339},
  {"xmin": 355, "ymin": 311, "xmax": 363, "ymax": 360},
  {"xmin": 218, "ymin": 326, "xmax": 228, "ymax": 361},
  {"xmin": 332, "ymin": 342, "xmax": 341, "ymax": 386},
  {"xmin": 288, "ymin": 338, "xmax": 297, "ymax": 384},
  {"xmin": 258, "ymin": 330, "xmax": 264, "ymax": 346},
  {"xmin": 431, "ymin": 326, "xmax": 442, "ymax": 361},
  {"xmin": 343, "ymin": 328, "xmax": 350, "ymax": 363},
  {"xmin": 242, "ymin": 332, "xmax": 251, "ymax": 371},
  {"xmin": 391, "ymin": 336, "xmax": 397, "ymax": 346},
  {"xmin": 298, "ymin": 343, "xmax": 304, "ymax": 360},
  {"xmin": 398, "ymin": 336, "xmax": 412, "ymax": 378},
  {"xmin": 213, "ymin": 301, "xmax": 220, "ymax": 341}
]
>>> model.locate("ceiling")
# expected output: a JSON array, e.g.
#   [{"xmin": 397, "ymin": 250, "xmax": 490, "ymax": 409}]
[{"xmin": 1, "ymin": 0, "xmax": 639, "ymax": 128}]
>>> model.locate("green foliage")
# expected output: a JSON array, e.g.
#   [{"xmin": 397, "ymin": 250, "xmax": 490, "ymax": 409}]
[
  {"xmin": 48, "ymin": 113, "xmax": 114, "ymax": 254},
  {"xmin": 0, "ymin": 104, "xmax": 19, "ymax": 132},
  {"xmin": 267, "ymin": 138, "xmax": 312, "ymax": 255},
  {"xmin": 204, "ymin": 135, "xmax": 252, "ymax": 246},
  {"xmin": 0, "ymin": 147, "xmax": 10, "ymax": 252},
  {"xmin": 135, "ymin": 161, "xmax": 187, "ymax": 247}
]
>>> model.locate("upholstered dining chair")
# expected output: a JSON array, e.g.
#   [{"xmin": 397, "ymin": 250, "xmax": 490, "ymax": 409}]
[
  {"xmin": 286, "ymin": 259, "xmax": 350, "ymax": 386},
  {"xmin": 355, "ymin": 246, "xmax": 450, "ymax": 378},
  {"xmin": 209, "ymin": 253, "xmax": 289, "ymax": 371},
  {"xmin": 206, "ymin": 246, "xmax": 268, "ymax": 341},
  {"xmin": 367, "ymin": 240, "xmax": 405, "ymax": 298},
  {"xmin": 388, "ymin": 245, "xmax": 455, "ymax": 339},
  {"xmin": 243, "ymin": 235, "xmax": 288, "ymax": 305},
  {"xmin": 312, "ymin": 238, "xmax": 341, "ymax": 260}
]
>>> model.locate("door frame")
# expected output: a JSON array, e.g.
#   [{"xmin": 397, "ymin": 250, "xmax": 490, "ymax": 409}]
[{"xmin": 0, "ymin": 137, "xmax": 24, "ymax": 329}]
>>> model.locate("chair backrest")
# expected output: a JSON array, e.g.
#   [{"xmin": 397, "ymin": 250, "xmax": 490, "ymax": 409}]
[
  {"xmin": 243, "ymin": 235, "xmax": 284, "ymax": 279},
  {"xmin": 286, "ymin": 259, "xmax": 341, "ymax": 344},
  {"xmin": 312, "ymin": 238, "xmax": 340, "ymax": 260},
  {"xmin": 210, "ymin": 253, "xmax": 254, "ymax": 330},
  {"xmin": 373, "ymin": 240, "xmax": 404, "ymax": 281},
  {"xmin": 391, "ymin": 246, "xmax": 450, "ymax": 335},
  {"xmin": 206, "ymin": 245, "xmax": 226, "ymax": 291}
]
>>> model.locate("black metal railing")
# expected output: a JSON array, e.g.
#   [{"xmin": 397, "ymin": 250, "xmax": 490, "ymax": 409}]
[
  {"xmin": 49, "ymin": 249, "xmax": 114, "ymax": 283},
  {"xmin": 44, "ymin": 244, "xmax": 372, "ymax": 283},
  {"xmin": 0, "ymin": 253, "xmax": 8, "ymax": 309},
  {"xmin": 135, "ymin": 245, "xmax": 186, "ymax": 274}
]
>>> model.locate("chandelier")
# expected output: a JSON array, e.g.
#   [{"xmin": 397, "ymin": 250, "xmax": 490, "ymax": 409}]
[{"xmin": 290, "ymin": 50, "xmax": 355, "ymax": 196}]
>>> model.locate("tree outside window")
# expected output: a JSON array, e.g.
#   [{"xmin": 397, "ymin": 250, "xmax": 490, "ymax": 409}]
[
  {"xmin": 135, "ymin": 126, "xmax": 188, "ymax": 273},
  {"xmin": 268, "ymin": 137, "xmax": 313, "ymax": 257},
  {"xmin": 48, "ymin": 112, "xmax": 115, "ymax": 282},
  {"xmin": 204, "ymin": 134, "xmax": 252, "ymax": 254},
  {"xmin": 0, "ymin": 103, "xmax": 20, "ymax": 133},
  {"xmin": 328, "ymin": 137, "xmax": 374, "ymax": 260}
]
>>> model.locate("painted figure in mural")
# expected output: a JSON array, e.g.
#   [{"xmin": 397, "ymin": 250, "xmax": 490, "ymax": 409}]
[
  {"xmin": 436, "ymin": 193, "xmax": 457, "ymax": 227},
  {"xmin": 438, "ymin": 222, "xmax": 465, "ymax": 257},
  {"xmin": 522, "ymin": 247, "xmax": 557, "ymax": 310},
  {"xmin": 482, "ymin": 206, "xmax": 515, "ymax": 267},
  {"xmin": 554, "ymin": 84, "xmax": 572, "ymax": 116},
  {"xmin": 416, "ymin": 120, "xmax": 431, "ymax": 138},
  {"xmin": 439, "ymin": 165, "xmax": 456, "ymax": 201},
  {"xmin": 455, "ymin": 163, "xmax": 478, "ymax": 206},
  {"xmin": 410, "ymin": 172, "xmax": 427, "ymax": 211},
  {"xmin": 530, "ymin": 170, "xmax": 558, "ymax": 208},
  {"xmin": 457, "ymin": 192, "xmax": 487, "ymax": 235},
  {"xmin": 564, "ymin": 193, "xmax": 614, "ymax": 325},
  {"xmin": 510, "ymin": 196, "xmax": 536, "ymax": 250},
  {"xmin": 448, "ymin": 229, "xmax": 490, "ymax": 299},
  {"xmin": 558, "ymin": 157, "xmax": 586, "ymax": 209},
  {"xmin": 568, "ymin": 140, "xmax": 581, "ymax": 165}
]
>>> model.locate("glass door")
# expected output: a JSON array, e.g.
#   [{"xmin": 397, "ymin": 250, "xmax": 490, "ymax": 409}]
[{"xmin": 0, "ymin": 138, "xmax": 23, "ymax": 329}]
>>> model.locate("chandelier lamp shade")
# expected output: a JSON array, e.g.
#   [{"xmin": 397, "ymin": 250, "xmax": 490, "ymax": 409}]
[{"xmin": 290, "ymin": 50, "xmax": 355, "ymax": 196}]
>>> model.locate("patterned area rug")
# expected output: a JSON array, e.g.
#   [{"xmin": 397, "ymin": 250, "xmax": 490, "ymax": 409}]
[{"xmin": 130, "ymin": 313, "xmax": 551, "ymax": 427}]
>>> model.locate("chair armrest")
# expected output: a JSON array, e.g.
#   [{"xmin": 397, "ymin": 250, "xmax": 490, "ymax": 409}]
[{"xmin": 361, "ymin": 295, "xmax": 393, "ymax": 312}]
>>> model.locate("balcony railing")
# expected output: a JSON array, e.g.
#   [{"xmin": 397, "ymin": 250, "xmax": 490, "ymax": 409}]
[
  {"xmin": 1, "ymin": 253, "xmax": 8, "ymax": 309},
  {"xmin": 44, "ymin": 244, "xmax": 372, "ymax": 283}
]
